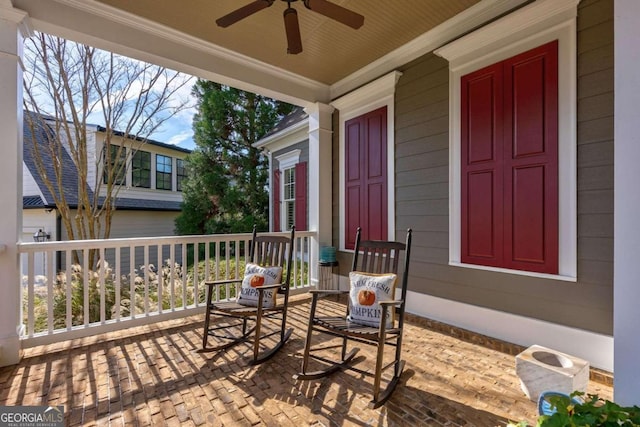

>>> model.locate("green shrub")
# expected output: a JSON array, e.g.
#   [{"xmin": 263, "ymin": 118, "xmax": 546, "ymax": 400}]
[{"xmin": 509, "ymin": 392, "xmax": 640, "ymax": 427}]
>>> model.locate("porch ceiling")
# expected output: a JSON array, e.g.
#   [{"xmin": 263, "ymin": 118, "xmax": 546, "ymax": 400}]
[
  {"xmin": 92, "ymin": 0, "xmax": 480, "ymax": 85},
  {"xmin": 9, "ymin": 0, "xmax": 525, "ymax": 105}
]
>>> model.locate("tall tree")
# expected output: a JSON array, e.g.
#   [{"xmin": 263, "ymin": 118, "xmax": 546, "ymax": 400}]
[
  {"xmin": 22, "ymin": 33, "xmax": 191, "ymax": 242},
  {"xmin": 176, "ymin": 80, "xmax": 294, "ymax": 235}
]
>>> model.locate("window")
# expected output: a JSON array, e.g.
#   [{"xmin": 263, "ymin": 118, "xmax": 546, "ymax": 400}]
[
  {"xmin": 156, "ymin": 154, "xmax": 172, "ymax": 190},
  {"xmin": 344, "ymin": 107, "xmax": 388, "ymax": 249},
  {"xmin": 461, "ymin": 41, "xmax": 558, "ymax": 274},
  {"xmin": 332, "ymin": 71, "xmax": 400, "ymax": 251},
  {"xmin": 104, "ymin": 145, "xmax": 126, "ymax": 185},
  {"xmin": 176, "ymin": 158, "xmax": 186, "ymax": 191},
  {"xmin": 273, "ymin": 150, "xmax": 307, "ymax": 231},
  {"xmin": 434, "ymin": 0, "xmax": 577, "ymax": 280},
  {"xmin": 283, "ymin": 167, "xmax": 295, "ymax": 231},
  {"xmin": 132, "ymin": 150, "xmax": 151, "ymax": 188}
]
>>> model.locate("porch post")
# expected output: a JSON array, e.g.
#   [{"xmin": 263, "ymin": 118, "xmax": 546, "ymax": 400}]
[
  {"xmin": 614, "ymin": 0, "xmax": 640, "ymax": 406},
  {"xmin": 0, "ymin": 5, "xmax": 29, "ymax": 366},
  {"xmin": 305, "ymin": 103, "xmax": 334, "ymax": 286}
]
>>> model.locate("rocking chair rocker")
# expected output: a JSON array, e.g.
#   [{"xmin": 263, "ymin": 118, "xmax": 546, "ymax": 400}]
[
  {"xmin": 294, "ymin": 227, "xmax": 412, "ymax": 408},
  {"xmin": 201, "ymin": 227, "xmax": 295, "ymax": 365}
]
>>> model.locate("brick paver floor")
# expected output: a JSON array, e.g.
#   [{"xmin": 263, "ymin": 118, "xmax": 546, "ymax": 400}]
[{"xmin": 0, "ymin": 294, "xmax": 612, "ymax": 426}]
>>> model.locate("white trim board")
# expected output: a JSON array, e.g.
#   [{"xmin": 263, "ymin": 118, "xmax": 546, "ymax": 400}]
[
  {"xmin": 435, "ymin": 0, "xmax": 578, "ymax": 280},
  {"xmin": 332, "ymin": 71, "xmax": 401, "ymax": 251},
  {"xmin": 406, "ymin": 290, "xmax": 613, "ymax": 372}
]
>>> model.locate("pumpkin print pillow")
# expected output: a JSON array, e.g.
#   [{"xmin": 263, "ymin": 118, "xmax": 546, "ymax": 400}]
[
  {"xmin": 237, "ymin": 263, "xmax": 283, "ymax": 308},
  {"xmin": 347, "ymin": 271, "xmax": 397, "ymax": 328}
]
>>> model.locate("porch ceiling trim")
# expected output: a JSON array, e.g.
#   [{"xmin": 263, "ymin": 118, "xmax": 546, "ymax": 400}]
[
  {"xmin": 12, "ymin": 0, "xmax": 329, "ymax": 106},
  {"xmin": 329, "ymin": 0, "xmax": 530, "ymax": 100}
]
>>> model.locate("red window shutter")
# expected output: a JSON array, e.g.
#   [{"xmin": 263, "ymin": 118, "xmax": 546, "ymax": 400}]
[
  {"xmin": 460, "ymin": 40, "xmax": 558, "ymax": 274},
  {"xmin": 503, "ymin": 41, "xmax": 558, "ymax": 274},
  {"xmin": 294, "ymin": 162, "xmax": 307, "ymax": 231},
  {"xmin": 461, "ymin": 63, "xmax": 504, "ymax": 267},
  {"xmin": 345, "ymin": 107, "xmax": 388, "ymax": 249},
  {"xmin": 273, "ymin": 169, "xmax": 281, "ymax": 232},
  {"xmin": 345, "ymin": 117, "xmax": 362, "ymax": 249}
]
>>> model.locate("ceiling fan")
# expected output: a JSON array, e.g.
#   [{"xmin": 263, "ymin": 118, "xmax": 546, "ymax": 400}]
[{"xmin": 216, "ymin": 0, "xmax": 364, "ymax": 55}]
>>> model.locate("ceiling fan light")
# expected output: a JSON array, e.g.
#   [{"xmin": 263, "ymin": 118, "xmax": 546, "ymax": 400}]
[{"xmin": 283, "ymin": 7, "xmax": 303, "ymax": 54}]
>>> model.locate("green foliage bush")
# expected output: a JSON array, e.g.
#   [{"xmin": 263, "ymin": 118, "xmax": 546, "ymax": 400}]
[{"xmin": 509, "ymin": 392, "xmax": 640, "ymax": 427}]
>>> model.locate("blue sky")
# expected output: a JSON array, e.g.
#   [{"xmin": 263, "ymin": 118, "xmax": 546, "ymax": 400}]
[
  {"xmin": 81, "ymin": 73, "xmax": 199, "ymax": 151},
  {"xmin": 147, "ymin": 76, "xmax": 198, "ymax": 150}
]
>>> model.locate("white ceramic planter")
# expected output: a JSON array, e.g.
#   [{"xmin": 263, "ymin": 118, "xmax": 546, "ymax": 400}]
[{"xmin": 515, "ymin": 344, "xmax": 589, "ymax": 401}]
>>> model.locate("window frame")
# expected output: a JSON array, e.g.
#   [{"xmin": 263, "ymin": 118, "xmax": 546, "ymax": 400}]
[
  {"xmin": 131, "ymin": 150, "xmax": 151, "ymax": 188},
  {"xmin": 332, "ymin": 71, "xmax": 401, "ymax": 252},
  {"xmin": 434, "ymin": 0, "xmax": 578, "ymax": 281},
  {"xmin": 103, "ymin": 144, "xmax": 127, "ymax": 185},
  {"xmin": 275, "ymin": 149, "xmax": 301, "ymax": 232},
  {"xmin": 176, "ymin": 158, "xmax": 186, "ymax": 192},
  {"xmin": 283, "ymin": 166, "xmax": 296, "ymax": 231},
  {"xmin": 155, "ymin": 154, "xmax": 173, "ymax": 191}
]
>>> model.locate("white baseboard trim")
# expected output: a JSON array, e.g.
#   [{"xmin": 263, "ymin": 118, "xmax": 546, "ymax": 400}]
[{"xmin": 405, "ymin": 290, "xmax": 613, "ymax": 372}]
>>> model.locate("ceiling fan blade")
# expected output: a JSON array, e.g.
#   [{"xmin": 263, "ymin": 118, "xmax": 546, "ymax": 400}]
[
  {"xmin": 283, "ymin": 7, "xmax": 302, "ymax": 54},
  {"xmin": 303, "ymin": 0, "xmax": 364, "ymax": 29},
  {"xmin": 216, "ymin": 0, "xmax": 274, "ymax": 28}
]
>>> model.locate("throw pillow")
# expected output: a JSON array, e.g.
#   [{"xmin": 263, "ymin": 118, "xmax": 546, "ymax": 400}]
[
  {"xmin": 347, "ymin": 271, "xmax": 397, "ymax": 328},
  {"xmin": 237, "ymin": 263, "xmax": 283, "ymax": 308}
]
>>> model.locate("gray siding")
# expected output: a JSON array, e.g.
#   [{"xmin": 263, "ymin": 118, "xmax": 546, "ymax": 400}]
[{"xmin": 390, "ymin": 0, "xmax": 613, "ymax": 335}]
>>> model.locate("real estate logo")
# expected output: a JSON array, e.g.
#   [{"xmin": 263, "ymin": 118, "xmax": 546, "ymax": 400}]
[{"xmin": 0, "ymin": 406, "xmax": 64, "ymax": 427}]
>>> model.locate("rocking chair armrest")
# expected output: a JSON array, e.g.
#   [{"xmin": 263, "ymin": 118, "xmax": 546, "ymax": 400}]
[
  {"xmin": 204, "ymin": 279, "xmax": 242, "ymax": 289},
  {"xmin": 255, "ymin": 283, "xmax": 282, "ymax": 292},
  {"xmin": 308, "ymin": 289, "xmax": 348, "ymax": 296},
  {"xmin": 377, "ymin": 299, "xmax": 404, "ymax": 307}
]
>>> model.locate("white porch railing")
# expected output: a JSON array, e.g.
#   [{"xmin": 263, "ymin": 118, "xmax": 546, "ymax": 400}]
[{"xmin": 17, "ymin": 230, "xmax": 315, "ymax": 347}]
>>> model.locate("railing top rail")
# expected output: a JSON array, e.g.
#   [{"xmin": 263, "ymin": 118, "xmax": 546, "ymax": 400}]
[{"xmin": 17, "ymin": 230, "xmax": 316, "ymax": 253}]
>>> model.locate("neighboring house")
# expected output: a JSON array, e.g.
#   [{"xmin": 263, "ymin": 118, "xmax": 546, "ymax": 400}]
[
  {"xmin": 4, "ymin": 0, "xmax": 640, "ymax": 403},
  {"xmin": 255, "ymin": 107, "xmax": 309, "ymax": 232},
  {"xmin": 22, "ymin": 112, "xmax": 190, "ymax": 274}
]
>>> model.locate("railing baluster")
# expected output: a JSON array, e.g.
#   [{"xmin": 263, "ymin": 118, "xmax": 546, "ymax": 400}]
[
  {"xmin": 181, "ymin": 243, "xmax": 187, "ymax": 308},
  {"xmin": 157, "ymin": 244, "xmax": 163, "ymax": 314},
  {"xmin": 46, "ymin": 250, "xmax": 54, "ymax": 334},
  {"xmin": 130, "ymin": 246, "xmax": 136, "ymax": 319},
  {"xmin": 115, "ymin": 247, "xmax": 121, "ymax": 321},
  {"xmin": 27, "ymin": 252, "xmax": 34, "ymax": 337},
  {"xmin": 66, "ymin": 250, "xmax": 72, "ymax": 330},
  {"xmin": 144, "ymin": 245, "xmax": 149, "ymax": 315},
  {"xmin": 170, "ymin": 244, "xmax": 175, "ymax": 311},
  {"xmin": 194, "ymin": 243, "xmax": 200, "ymax": 307},
  {"xmin": 83, "ymin": 250, "xmax": 89, "ymax": 327},
  {"xmin": 205, "ymin": 241, "xmax": 210, "ymax": 282},
  {"xmin": 215, "ymin": 241, "xmax": 220, "ymax": 302},
  {"xmin": 99, "ymin": 247, "xmax": 106, "ymax": 324}
]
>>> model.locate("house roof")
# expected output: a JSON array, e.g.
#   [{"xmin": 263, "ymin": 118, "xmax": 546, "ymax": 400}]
[
  {"xmin": 22, "ymin": 195, "xmax": 46, "ymax": 209},
  {"xmin": 23, "ymin": 111, "xmax": 89, "ymax": 209},
  {"xmin": 262, "ymin": 107, "xmax": 308, "ymax": 139},
  {"xmin": 23, "ymin": 111, "xmax": 185, "ymax": 212},
  {"xmin": 95, "ymin": 126, "xmax": 192, "ymax": 154}
]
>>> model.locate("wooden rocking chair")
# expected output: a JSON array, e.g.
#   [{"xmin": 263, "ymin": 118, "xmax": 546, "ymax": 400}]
[
  {"xmin": 294, "ymin": 227, "xmax": 412, "ymax": 408},
  {"xmin": 201, "ymin": 227, "xmax": 295, "ymax": 365}
]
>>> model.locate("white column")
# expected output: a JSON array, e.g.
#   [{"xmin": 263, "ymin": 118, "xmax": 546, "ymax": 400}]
[
  {"xmin": 305, "ymin": 103, "xmax": 334, "ymax": 286},
  {"xmin": 0, "ymin": 5, "xmax": 30, "ymax": 366},
  {"xmin": 614, "ymin": 0, "xmax": 640, "ymax": 406}
]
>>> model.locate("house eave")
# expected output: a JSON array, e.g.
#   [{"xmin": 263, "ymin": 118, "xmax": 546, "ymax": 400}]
[{"xmin": 254, "ymin": 118, "xmax": 309, "ymax": 150}]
